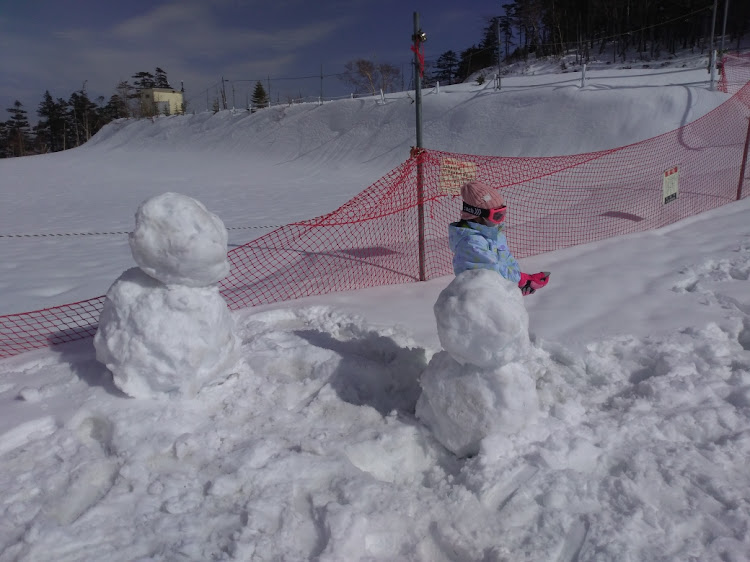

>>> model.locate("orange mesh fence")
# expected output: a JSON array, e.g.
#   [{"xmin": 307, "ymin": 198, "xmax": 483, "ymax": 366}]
[{"xmin": 2, "ymin": 53, "xmax": 750, "ymax": 359}]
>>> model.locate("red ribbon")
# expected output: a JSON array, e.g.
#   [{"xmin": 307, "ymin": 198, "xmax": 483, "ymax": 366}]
[{"xmin": 410, "ymin": 42, "xmax": 425, "ymax": 78}]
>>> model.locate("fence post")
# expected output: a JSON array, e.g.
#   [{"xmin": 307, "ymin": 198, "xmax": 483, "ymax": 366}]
[
  {"xmin": 581, "ymin": 64, "xmax": 587, "ymax": 88},
  {"xmin": 413, "ymin": 12, "xmax": 426, "ymax": 282},
  {"xmin": 737, "ymin": 117, "xmax": 750, "ymax": 200},
  {"xmin": 710, "ymin": 50, "xmax": 718, "ymax": 90}
]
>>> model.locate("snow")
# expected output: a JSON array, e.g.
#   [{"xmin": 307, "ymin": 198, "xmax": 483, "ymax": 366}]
[
  {"xmin": 2, "ymin": 50, "xmax": 750, "ymax": 560},
  {"xmin": 128, "ymin": 192, "xmax": 230, "ymax": 287},
  {"xmin": 418, "ymin": 270, "xmax": 539, "ymax": 457},
  {"xmin": 93, "ymin": 192, "xmax": 240, "ymax": 399},
  {"xmin": 93, "ymin": 268, "xmax": 240, "ymax": 400},
  {"xmin": 433, "ymin": 269, "xmax": 531, "ymax": 367}
]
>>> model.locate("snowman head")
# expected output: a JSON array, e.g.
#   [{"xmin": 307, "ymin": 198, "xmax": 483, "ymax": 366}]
[{"xmin": 129, "ymin": 192, "xmax": 230, "ymax": 287}]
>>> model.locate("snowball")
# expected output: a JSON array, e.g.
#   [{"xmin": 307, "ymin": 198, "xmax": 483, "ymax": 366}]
[
  {"xmin": 434, "ymin": 269, "xmax": 531, "ymax": 368},
  {"xmin": 416, "ymin": 351, "xmax": 539, "ymax": 457},
  {"xmin": 129, "ymin": 192, "xmax": 230, "ymax": 287},
  {"xmin": 94, "ymin": 268, "xmax": 241, "ymax": 399}
]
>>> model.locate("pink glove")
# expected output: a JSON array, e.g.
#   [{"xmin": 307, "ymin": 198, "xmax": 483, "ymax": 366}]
[{"xmin": 518, "ymin": 272, "xmax": 550, "ymax": 295}]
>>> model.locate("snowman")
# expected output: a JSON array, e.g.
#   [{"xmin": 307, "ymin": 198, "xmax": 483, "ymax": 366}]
[
  {"xmin": 94, "ymin": 192, "xmax": 241, "ymax": 399},
  {"xmin": 416, "ymin": 268, "xmax": 539, "ymax": 457}
]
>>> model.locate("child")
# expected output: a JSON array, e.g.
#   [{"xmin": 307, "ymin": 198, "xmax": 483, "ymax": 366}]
[{"xmin": 449, "ymin": 181, "xmax": 550, "ymax": 295}]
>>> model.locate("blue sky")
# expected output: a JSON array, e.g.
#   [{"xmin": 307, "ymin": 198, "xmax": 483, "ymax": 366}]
[{"xmin": 0, "ymin": 0, "xmax": 500, "ymax": 119}]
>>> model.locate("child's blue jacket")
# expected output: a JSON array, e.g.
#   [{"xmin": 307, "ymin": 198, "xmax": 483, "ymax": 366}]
[{"xmin": 448, "ymin": 220, "xmax": 521, "ymax": 283}]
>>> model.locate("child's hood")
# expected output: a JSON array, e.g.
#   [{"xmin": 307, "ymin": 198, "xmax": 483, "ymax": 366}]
[{"xmin": 448, "ymin": 220, "xmax": 503, "ymax": 251}]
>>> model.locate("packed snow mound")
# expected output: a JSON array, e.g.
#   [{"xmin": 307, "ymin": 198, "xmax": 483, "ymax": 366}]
[
  {"xmin": 416, "ymin": 352, "xmax": 539, "ymax": 457},
  {"xmin": 418, "ymin": 269, "xmax": 540, "ymax": 456},
  {"xmin": 129, "ymin": 192, "xmax": 230, "ymax": 287},
  {"xmin": 94, "ymin": 267, "xmax": 241, "ymax": 399},
  {"xmin": 434, "ymin": 269, "xmax": 531, "ymax": 368}
]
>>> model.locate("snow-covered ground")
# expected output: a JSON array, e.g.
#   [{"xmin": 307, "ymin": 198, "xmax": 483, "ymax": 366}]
[{"xmin": 1, "ymin": 48, "xmax": 750, "ymax": 561}]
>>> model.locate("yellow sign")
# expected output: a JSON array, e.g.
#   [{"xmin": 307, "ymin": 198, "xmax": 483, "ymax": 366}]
[
  {"xmin": 439, "ymin": 157, "xmax": 477, "ymax": 194},
  {"xmin": 662, "ymin": 166, "xmax": 679, "ymax": 204}
]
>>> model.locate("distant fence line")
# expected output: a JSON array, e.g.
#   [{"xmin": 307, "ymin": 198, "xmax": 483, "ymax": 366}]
[
  {"xmin": 185, "ymin": 63, "xmax": 419, "ymax": 111},
  {"xmin": 1, "ymin": 53, "xmax": 749, "ymax": 359}
]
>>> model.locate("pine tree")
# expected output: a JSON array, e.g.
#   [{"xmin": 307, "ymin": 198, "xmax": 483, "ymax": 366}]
[
  {"xmin": 0, "ymin": 121, "xmax": 8, "ymax": 158},
  {"xmin": 115, "ymin": 80, "xmax": 136, "ymax": 115},
  {"xmin": 102, "ymin": 94, "xmax": 129, "ymax": 121},
  {"xmin": 433, "ymin": 51, "xmax": 459, "ymax": 85},
  {"xmin": 67, "ymin": 90, "xmax": 99, "ymax": 146},
  {"xmin": 132, "ymin": 71, "xmax": 155, "ymax": 91},
  {"xmin": 480, "ymin": 17, "xmax": 502, "ymax": 63},
  {"xmin": 36, "ymin": 91, "xmax": 67, "ymax": 153},
  {"xmin": 251, "ymin": 81, "xmax": 269, "ymax": 112},
  {"xmin": 5, "ymin": 100, "xmax": 31, "ymax": 157},
  {"xmin": 498, "ymin": 10, "xmax": 514, "ymax": 61},
  {"xmin": 154, "ymin": 67, "xmax": 171, "ymax": 89}
]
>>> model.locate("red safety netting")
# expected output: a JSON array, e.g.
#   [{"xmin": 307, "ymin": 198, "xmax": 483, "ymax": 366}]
[
  {"xmin": 719, "ymin": 52, "xmax": 750, "ymax": 95},
  {"xmin": 2, "ymin": 53, "xmax": 750, "ymax": 359}
]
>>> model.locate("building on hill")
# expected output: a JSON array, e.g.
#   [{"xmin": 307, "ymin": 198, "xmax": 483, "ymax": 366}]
[{"xmin": 139, "ymin": 87, "xmax": 184, "ymax": 116}]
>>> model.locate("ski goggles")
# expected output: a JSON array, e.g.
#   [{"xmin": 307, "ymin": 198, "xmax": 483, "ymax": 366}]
[{"xmin": 462, "ymin": 202, "xmax": 508, "ymax": 224}]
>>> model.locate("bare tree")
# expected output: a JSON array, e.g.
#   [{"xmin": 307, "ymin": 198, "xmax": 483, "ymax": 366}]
[
  {"xmin": 341, "ymin": 59, "xmax": 378, "ymax": 95},
  {"xmin": 378, "ymin": 63, "xmax": 401, "ymax": 93},
  {"xmin": 340, "ymin": 59, "xmax": 401, "ymax": 96}
]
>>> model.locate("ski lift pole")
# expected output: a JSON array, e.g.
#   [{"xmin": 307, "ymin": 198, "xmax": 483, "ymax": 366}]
[
  {"xmin": 720, "ymin": 0, "xmax": 730, "ymax": 56},
  {"xmin": 413, "ymin": 12, "xmax": 427, "ymax": 281},
  {"xmin": 709, "ymin": 0, "xmax": 718, "ymax": 90}
]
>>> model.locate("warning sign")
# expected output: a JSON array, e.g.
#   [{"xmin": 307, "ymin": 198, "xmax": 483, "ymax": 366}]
[
  {"xmin": 438, "ymin": 157, "xmax": 477, "ymax": 194},
  {"xmin": 662, "ymin": 166, "xmax": 679, "ymax": 204}
]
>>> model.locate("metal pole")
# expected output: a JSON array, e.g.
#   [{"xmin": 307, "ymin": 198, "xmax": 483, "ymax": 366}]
[
  {"xmin": 413, "ymin": 12, "xmax": 426, "ymax": 282},
  {"xmin": 737, "ymin": 117, "xmax": 750, "ymax": 201},
  {"xmin": 720, "ymin": 0, "xmax": 730, "ymax": 55},
  {"xmin": 496, "ymin": 19, "xmax": 502, "ymax": 74},
  {"xmin": 709, "ymin": 0, "xmax": 718, "ymax": 89},
  {"xmin": 320, "ymin": 64, "xmax": 323, "ymax": 102}
]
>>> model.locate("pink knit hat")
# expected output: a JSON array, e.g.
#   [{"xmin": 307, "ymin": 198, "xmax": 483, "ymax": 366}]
[{"xmin": 460, "ymin": 181, "xmax": 506, "ymax": 220}]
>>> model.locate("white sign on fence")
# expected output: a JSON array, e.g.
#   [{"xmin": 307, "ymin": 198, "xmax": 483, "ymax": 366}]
[
  {"xmin": 662, "ymin": 166, "xmax": 679, "ymax": 204},
  {"xmin": 439, "ymin": 157, "xmax": 477, "ymax": 194}
]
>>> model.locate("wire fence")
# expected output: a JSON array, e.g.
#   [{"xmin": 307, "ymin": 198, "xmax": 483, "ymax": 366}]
[
  {"xmin": 185, "ymin": 65, "xmax": 421, "ymax": 112},
  {"xmin": 0, "ymin": 224, "xmax": 286, "ymax": 239},
  {"xmin": 1, "ymin": 52, "xmax": 749, "ymax": 359}
]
